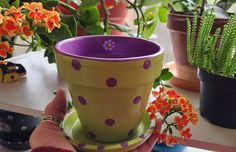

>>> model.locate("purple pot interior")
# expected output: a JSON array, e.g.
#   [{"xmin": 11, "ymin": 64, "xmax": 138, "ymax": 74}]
[{"xmin": 55, "ymin": 36, "xmax": 162, "ymax": 61}]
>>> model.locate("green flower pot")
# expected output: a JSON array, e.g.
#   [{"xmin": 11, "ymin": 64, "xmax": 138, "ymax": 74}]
[{"xmin": 55, "ymin": 36, "xmax": 164, "ymax": 142}]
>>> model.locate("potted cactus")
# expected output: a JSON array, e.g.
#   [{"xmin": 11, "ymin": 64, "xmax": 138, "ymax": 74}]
[
  {"xmin": 144, "ymin": 0, "xmax": 235, "ymax": 91},
  {"xmin": 187, "ymin": 11, "xmax": 236, "ymax": 128}
]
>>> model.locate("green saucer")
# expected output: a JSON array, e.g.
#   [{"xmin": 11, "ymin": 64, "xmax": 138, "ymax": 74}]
[{"xmin": 62, "ymin": 109, "xmax": 156, "ymax": 152}]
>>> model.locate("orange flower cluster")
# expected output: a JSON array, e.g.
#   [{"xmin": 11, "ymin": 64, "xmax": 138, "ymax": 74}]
[
  {"xmin": 147, "ymin": 87, "xmax": 198, "ymax": 146},
  {"xmin": 0, "ymin": 41, "xmax": 13, "ymax": 58},
  {"xmin": 0, "ymin": 2, "xmax": 61, "ymax": 60},
  {"xmin": 23, "ymin": 2, "xmax": 60, "ymax": 32}
]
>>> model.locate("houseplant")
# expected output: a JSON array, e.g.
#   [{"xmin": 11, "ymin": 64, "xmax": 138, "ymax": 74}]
[
  {"xmin": 187, "ymin": 11, "xmax": 236, "ymax": 128},
  {"xmin": 158, "ymin": 0, "xmax": 235, "ymax": 91},
  {"xmin": 0, "ymin": 0, "xmax": 162, "ymax": 64}
]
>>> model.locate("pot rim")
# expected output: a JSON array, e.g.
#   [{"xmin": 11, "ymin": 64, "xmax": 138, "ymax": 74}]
[
  {"xmin": 168, "ymin": 12, "xmax": 229, "ymax": 20},
  {"xmin": 55, "ymin": 35, "xmax": 164, "ymax": 62},
  {"xmin": 167, "ymin": 13, "xmax": 229, "ymax": 32}
]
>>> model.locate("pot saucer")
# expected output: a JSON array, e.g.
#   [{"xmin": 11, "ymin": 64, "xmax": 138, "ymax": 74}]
[{"xmin": 62, "ymin": 109, "xmax": 156, "ymax": 152}]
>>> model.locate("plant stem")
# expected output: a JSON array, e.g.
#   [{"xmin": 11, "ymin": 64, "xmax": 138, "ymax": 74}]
[
  {"xmin": 199, "ymin": 0, "xmax": 206, "ymax": 16},
  {"xmin": 10, "ymin": 43, "xmax": 31, "ymax": 47},
  {"xmin": 59, "ymin": 1, "xmax": 78, "ymax": 14},
  {"xmin": 138, "ymin": 6, "xmax": 146, "ymax": 36},
  {"xmin": 126, "ymin": 0, "xmax": 140, "ymax": 37},
  {"xmin": 100, "ymin": 0, "xmax": 109, "ymax": 34}
]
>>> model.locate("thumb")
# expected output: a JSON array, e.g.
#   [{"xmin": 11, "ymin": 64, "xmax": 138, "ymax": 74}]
[{"xmin": 44, "ymin": 89, "xmax": 67, "ymax": 121}]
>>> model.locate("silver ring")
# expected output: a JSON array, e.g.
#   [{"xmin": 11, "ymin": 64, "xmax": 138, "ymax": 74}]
[{"xmin": 40, "ymin": 114, "xmax": 62, "ymax": 126}]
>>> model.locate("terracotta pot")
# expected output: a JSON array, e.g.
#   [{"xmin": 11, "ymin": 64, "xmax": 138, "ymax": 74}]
[
  {"xmin": 199, "ymin": 69, "xmax": 236, "ymax": 128},
  {"xmin": 167, "ymin": 13, "xmax": 228, "ymax": 90},
  {"xmin": 55, "ymin": 36, "xmax": 164, "ymax": 142},
  {"xmin": 58, "ymin": 0, "xmax": 128, "ymax": 35}
]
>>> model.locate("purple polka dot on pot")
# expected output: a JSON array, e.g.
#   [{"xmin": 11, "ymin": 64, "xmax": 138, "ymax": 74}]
[
  {"xmin": 78, "ymin": 96, "xmax": 87, "ymax": 105},
  {"xmin": 97, "ymin": 145, "xmax": 105, "ymax": 150},
  {"xmin": 121, "ymin": 142, "xmax": 128, "ymax": 147},
  {"xmin": 133, "ymin": 96, "xmax": 141, "ymax": 104},
  {"xmin": 77, "ymin": 143, "xmax": 86, "ymax": 149},
  {"xmin": 128, "ymin": 129, "xmax": 135, "ymax": 136},
  {"xmin": 88, "ymin": 131, "xmax": 96, "ymax": 138},
  {"xmin": 104, "ymin": 119, "xmax": 115, "ymax": 126},
  {"xmin": 106, "ymin": 77, "xmax": 117, "ymax": 88},
  {"xmin": 139, "ymin": 134, "xmax": 145, "ymax": 139},
  {"xmin": 71, "ymin": 59, "xmax": 81, "ymax": 70},
  {"xmin": 143, "ymin": 59, "xmax": 151, "ymax": 69}
]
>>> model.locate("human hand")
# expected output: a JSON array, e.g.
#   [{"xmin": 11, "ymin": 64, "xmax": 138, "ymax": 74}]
[
  {"xmin": 29, "ymin": 89, "xmax": 76, "ymax": 152},
  {"xmin": 29, "ymin": 89, "xmax": 161, "ymax": 152}
]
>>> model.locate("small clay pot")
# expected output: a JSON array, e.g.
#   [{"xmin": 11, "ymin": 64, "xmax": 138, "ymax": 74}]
[
  {"xmin": 55, "ymin": 36, "xmax": 164, "ymax": 142},
  {"xmin": 167, "ymin": 13, "xmax": 228, "ymax": 90}
]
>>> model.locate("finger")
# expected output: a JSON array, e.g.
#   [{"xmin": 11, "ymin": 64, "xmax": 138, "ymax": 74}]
[{"xmin": 44, "ymin": 89, "xmax": 67, "ymax": 121}]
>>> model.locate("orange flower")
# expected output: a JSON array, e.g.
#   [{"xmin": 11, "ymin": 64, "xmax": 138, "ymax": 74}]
[
  {"xmin": 146, "ymin": 103, "xmax": 156, "ymax": 113},
  {"xmin": 21, "ymin": 25, "xmax": 33, "ymax": 37},
  {"xmin": 165, "ymin": 135, "xmax": 179, "ymax": 147},
  {"xmin": 166, "ymin": 90, "xmax": 180, "ymax": 99},
  {"xmin": 189, "ymin": 112, "xmax": 198, "ymax": 125},
  {"xmin": 0, "ymin": 14, "xmax": 3, "ymax": 24},
  {"xmin": 0, "ymin": 27, "xmax": 7, "ymax": 36},
  {"xmin": 180, "ymin": 128, "xmax": 192, "ymax": 141},
  {"xmin": 0, "ymin": 41, "xmax": 14, "ymax": 58},
  {"xmin": 152, "ymin": 90, "xmax": 159, "ymax": 97},
  {"xmin": 5, "ymin": 6, "xmax": 23, "ymax": 20},
  {"xmin": 2, "ymin": 16, "xmax": 20, "ymax": 36},
  {"xmin": 0, "ymin": 60, "xmax": 7, "ymax": 65},
  {"xmin": 23, "ymin": 2, "xmax": 43, "ymax": 18},
  {"xmin": 146, "ymin": 86, "xmax": 198, "ymax": 147},
  {"xmin": 44, "ymin": 8, "xmax": 61, "ymax": 32}
]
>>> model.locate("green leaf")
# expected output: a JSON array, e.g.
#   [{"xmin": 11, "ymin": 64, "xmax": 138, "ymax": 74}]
[
  {"xmin": 11, "ymin": 0, "xmax": 20, "ymax": 8},
  {"xmin": 162, "ymin": 128, "xmax": 168, "ymax": 134},
  {"xmin": 84, "ymin": 25, "xmax": 103, "ymax": 35},
  {"xmin": 110, "ymin": 22, "xmax": 132, "ymax": 33},
  {"xmin": 61, "ymin": 15, "xmax": 77, "ymax": 37},
  {"xmin": 153, "ymin": 78, "xmax": 161, "ymax": 89},
  {"xmin": 44, "ymin": 46, "xmax": 56, "ymax": 63},
  {"xmin": 66, "ymin": 0, "xmax": 72, "ymax": 3},
  {"xmin": 163, "ymin": 84, "xmax": 172, "ymax": 88},
  {"xmin": 0, "ymin": 0, "xmax": 10, "ymax": 8},
  {"xmin": 37, "ymin": 34, "xmax": 54, "ymax": 46},
  {"xmin": 35, "ymin": 26, "xmax": 48, "ymax": 35},
  {"xmin": 158, "ymin": 5, "xmax": 169, "ymax": 23},
  {"xmin": 160, "ymin": 71, "xmax": 173, "ymax": 81},
  {"xmin": 80, "ymin": 0, "xmax": 99, "ymax": 9},
  {"xmin": 137, "ymin": 0, "xmax": 166, "ymax": 6},
  {"xmin": 79, "ymin": 6, "xmax": 100, "ymax": 26},
  {"xmin": 169, "ymin": 127, "xmax": 173, "ymax": 134},
  {"xmin": 142, "ymin": 6, "xmax": 159, "ymax": 39},
  {"xmin": 67, "ymin": 100, "xmax": 74, "ymax": 111},
  {"xmin": 161, "ymin": 68, "xmax": 170, "ymax": 75},
  {"xmin": 46, "ymin": 0, "xmax": 60, "ymax": 7},
  {"xmin": 46, "ymin": 22, "xmax": 73, "ymax": 42}
]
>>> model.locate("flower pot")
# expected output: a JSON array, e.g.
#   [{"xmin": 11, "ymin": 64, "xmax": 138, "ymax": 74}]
[
  {"xmin": 0, "ymin": 110, "xmax": 39, "ymax": 150},
  {"xmin": 167, "ymin": 13, "xmax": 228, "ymax": 91},
  {"xmin": 58, "ymin": 0, "xmax": 128, "ymax": 35},
  {"xmin": 55, "ymin": 36, "xmax": 164, "ymax": 142},
  {"xmin": 98, "ymin": 0, "xmax": 128, "ymax": 35},
  {"xmin": 199, "ymin": 69, "xmax": 236, "ymax": 129}
]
